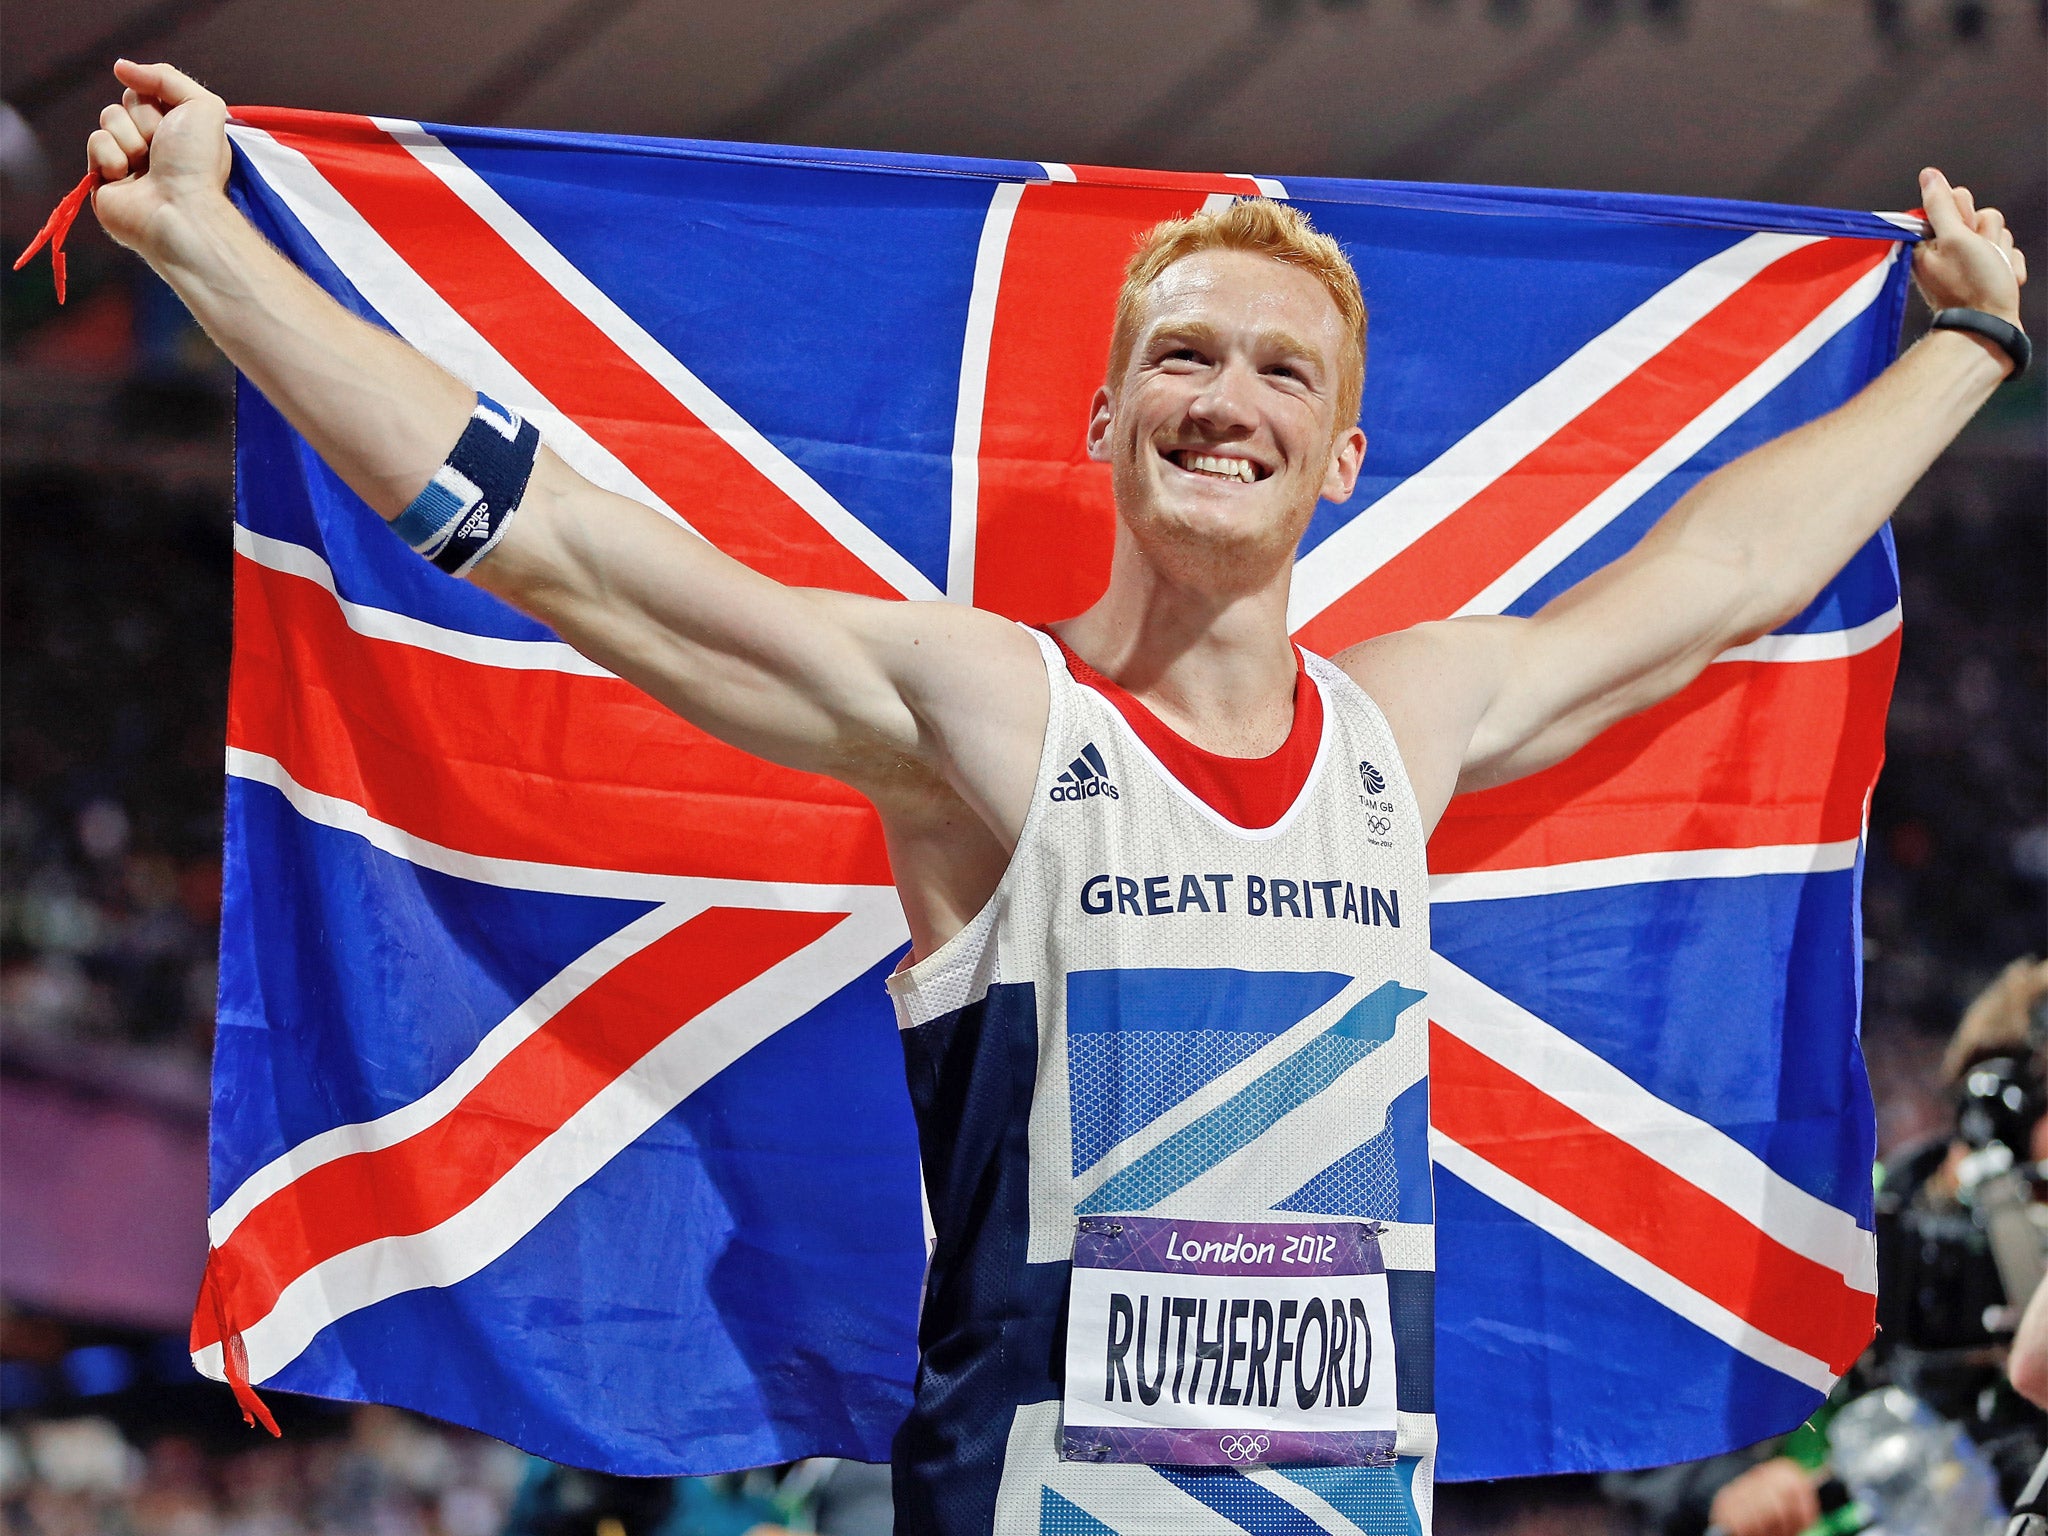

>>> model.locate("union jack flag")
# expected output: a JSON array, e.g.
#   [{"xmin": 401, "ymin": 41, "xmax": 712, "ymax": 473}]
[{"xmin": 193, "ymin": 107, "xmax": 1914, "ymax": 1482}]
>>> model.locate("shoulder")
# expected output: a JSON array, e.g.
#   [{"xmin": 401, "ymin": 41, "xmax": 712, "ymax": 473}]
[
  {"xmin": 1330, "ymin": 615, "xmax": 1525, "ymax": 833},
  {"xmin": 1331, "ymin": 614, "xmax": 1518, "ymax": 696},
  {"xmin": 827, "ymin": 596, "xmax": 1052, "ymax": 841}
]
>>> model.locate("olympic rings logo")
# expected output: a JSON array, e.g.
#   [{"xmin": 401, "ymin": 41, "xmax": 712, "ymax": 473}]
[
  {"xmin": 1218, "ymin": 1434, "xmax": 1271, "ymax": 1463},
  {"xmin": 1366, "ymin": 815, "xmax": 1392, "ymax": 835}
]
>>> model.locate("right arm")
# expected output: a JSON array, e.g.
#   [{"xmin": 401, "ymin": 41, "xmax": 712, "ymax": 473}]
[{"xmin": 86, "ymin": 62, "xmax": 1044, "ymax": 825}]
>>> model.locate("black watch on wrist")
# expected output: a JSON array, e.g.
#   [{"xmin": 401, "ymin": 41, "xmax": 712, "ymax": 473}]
[{"xmin": 1927, "ymin": 307, "xmax": 2031, "ymax": 380}]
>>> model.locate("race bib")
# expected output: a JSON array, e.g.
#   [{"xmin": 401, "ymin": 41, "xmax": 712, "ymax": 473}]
[{"xmin": 1060, "ymin": 1215, "xmax": 1397, "ymax": 1468}]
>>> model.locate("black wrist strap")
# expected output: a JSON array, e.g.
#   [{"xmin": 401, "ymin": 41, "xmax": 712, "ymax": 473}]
[{"xmin": 1929, "ymin": 307, "xmax": 2031, "ymax": 380}]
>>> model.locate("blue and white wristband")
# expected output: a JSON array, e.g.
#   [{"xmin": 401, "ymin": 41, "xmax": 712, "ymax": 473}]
[{"xmin": 390, "ymin": 394, "xmax": 541, "ymax": 577}]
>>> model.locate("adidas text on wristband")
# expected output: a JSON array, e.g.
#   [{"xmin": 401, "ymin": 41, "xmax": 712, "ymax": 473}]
[
  {"xmin": 390, "ymin": 394, "xmax": 542, "ymax": 577},
  {"xmin": 1928, "ymin": 308, "xmax": 2031, "ymax": 381}
]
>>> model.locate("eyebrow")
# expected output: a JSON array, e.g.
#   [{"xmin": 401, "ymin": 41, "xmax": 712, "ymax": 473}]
[{"xmin": 1149, "ymin": 320, "xmax": 1326, "ymax": 372}]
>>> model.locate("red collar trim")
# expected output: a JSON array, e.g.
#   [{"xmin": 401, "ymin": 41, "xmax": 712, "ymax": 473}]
[{"xmin": 1049, "ymin": 635, "xmax": 1323, "ymax": 832}]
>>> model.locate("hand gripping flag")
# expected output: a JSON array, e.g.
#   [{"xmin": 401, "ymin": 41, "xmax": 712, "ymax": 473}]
[{"xmin": 195, "ymin": 108, "xmax": 1913, "ymax": 1481}]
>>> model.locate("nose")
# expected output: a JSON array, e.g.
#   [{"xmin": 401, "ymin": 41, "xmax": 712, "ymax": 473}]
[{"xmin": 1186, "ymin": 357, "xmax": 1260, "ymax": 437}]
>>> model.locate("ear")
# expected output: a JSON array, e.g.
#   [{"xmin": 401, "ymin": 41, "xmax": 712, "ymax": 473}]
[
  {"xmin": 1085, "ymin": 384, "xmax": 1115, "ymax": 464},
  {"xmin": 1319, "ymin": 424, "xmax": 1366, "ymax": 503}
]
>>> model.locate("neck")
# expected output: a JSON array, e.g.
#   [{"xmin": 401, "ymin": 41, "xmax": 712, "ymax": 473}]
[{"xmin": 1053, "ymin": 522, "xmax": 1301, "ymax": 758}]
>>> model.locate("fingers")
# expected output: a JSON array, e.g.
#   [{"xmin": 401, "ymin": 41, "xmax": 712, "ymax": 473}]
[
  {"xmin": 122, "ymin": 87, "xmax": 165, "ymax": 138},
  {"xmin": 86, "ymin": 127, "xmax": 132, "ymax": 183},
  {"xmin": 111, "ymin": 58, "xmax": 216, "ymax": 110},
  {"xmin": 99, "ymin": 103, "xmax": 148, "ymax": 163},
  {"xmin": 1974, "ymin": 205, "xmax": 2007, "ymax": 243},
  {"xmin": 1919, "ymin": 168, "xmax": 1972, "ymax": 242}
]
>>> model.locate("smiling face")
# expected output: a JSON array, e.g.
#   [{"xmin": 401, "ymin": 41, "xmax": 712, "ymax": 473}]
[{"xmin": 1088, "ymin": 247, "xmax": 1366, "ymax": 589}]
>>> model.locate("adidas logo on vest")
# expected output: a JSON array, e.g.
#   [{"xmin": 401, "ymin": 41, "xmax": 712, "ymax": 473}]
[{"xmin": 1049, "ymin": 743, "xmax": 1119, "ymax": 802}]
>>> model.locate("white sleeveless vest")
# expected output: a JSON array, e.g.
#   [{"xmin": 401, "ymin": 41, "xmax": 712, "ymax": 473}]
[{"xmin": 888, "ymin": 629, "xmax": 1436, "ymax": 1536}]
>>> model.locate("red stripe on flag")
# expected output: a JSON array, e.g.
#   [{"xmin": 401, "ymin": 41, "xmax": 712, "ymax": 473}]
[
  {"xmin": 228, "ymin": 555, "xmax": 894, "ymax": 885},
  {"xmin": 192, "ymin": 904, "xmax": 842, "ymax": 1355},
  {"xmin": 238, "ymin": 107, "xmax": 897, "ymax": 598},
  {"xmin": 971, "ymin": 182, "xmax": 1214, "ymax": 625},
  {"xmin": 1295, "ymin": 237, "xmax": 1895, "ymax": 653},
  {"xmin": 1432, "ymin": 1024, "xmax": 1875, "ymax": 1372},
  {"xmin": 1061, "ymin": 165, "xmax": 1267, "ymax": 195},
  {"xmin": 1430, "ymin": 633, "xmax": 1898, "ymax": 872}
]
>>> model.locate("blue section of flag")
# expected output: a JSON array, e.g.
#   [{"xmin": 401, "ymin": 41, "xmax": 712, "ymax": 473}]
[
  {"xmin": 1298, "ymin": 212, "xmax": 1752, "ymax": 562},
  {"xmin": 235, "ymin": 385, "xmax": 563, "ymax": 643},
  {"xmin": 1499, "ymin": 310, "xmax": 1906, "ymax": 626},
  {"xmin": 228, "ymin": 150, "xmax": 564, "ymax": 643},
  {"xmin": 423, "ymin": 120, "xmax": 1046, "ymax": 187},
  {"xmin": 452, "ymin": 141, "xmax": 995, "ymax": 589},
  {"xmin": 1433, "ymin": 1166, "xmax": 1825, "ymax": 1479},
  {"xmin": 1277, "ymin": 176, "xmax": 1914, "ymax": 243},
  {"xmin": 1433, "ymin": 870, "xmax": 1876, "ymax": 1221},
  {"xmin": 213, "ymin": 776, "xmax": 655, "ymax": 1206},
  {"xmin": 261, "ymin": 944, "xmax": 923, "ymax": 1472}
]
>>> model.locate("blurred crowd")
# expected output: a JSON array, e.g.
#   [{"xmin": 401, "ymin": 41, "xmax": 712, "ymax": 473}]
[
  {"xmin": 0, "ymin": 1403, "xmax": 898, "ymax": 1536},
  {"xmin": 2, "ymin": 344, "xmax": 233, "ymax": 1108},
  {"xmin": 2, "ymin": 1409, "xmax": 526, "ymax": 1536}
]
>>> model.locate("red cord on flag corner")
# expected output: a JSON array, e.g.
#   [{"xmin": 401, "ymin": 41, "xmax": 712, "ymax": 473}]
[
  {"xmin": 11, "ymin": 171, "xmax": 100, "ymax": 305},
  {"xmin": 197, "ymin": 1245, "xmax": 281, "ymax": 1436}
]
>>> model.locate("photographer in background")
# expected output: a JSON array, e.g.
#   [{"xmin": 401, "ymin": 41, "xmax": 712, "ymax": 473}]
[
  {"xmin": 1607, "ymin": 957, "xmax": 2048, "ymax": 1536},
  {"xmin": 1877, "ymin": 954, "xmax": 2048, "ymax": 1500}
]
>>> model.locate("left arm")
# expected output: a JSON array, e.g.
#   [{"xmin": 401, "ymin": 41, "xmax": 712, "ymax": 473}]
[{"xmin": 1346, "ymin": 168, "xmax": 2026, "ymax": 828}]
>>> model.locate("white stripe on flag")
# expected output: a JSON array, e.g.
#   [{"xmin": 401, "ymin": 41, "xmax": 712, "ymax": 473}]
[
  {"xmin": 235, "ymin": 525, "xmax": 613, "ymax": 676},
  {"xmin": 1430, "ymin": 838, "xmax": 1863, "ymax": 903},
  {"xmin": 205, "ymin": 901, "xmax": 690, "ymax": 1244},
  {"xmin": 226, "ymin": 124, "xmax": 690, "ymax": 535},
  {"xmin": 204, "ymin": 853, "xmax": 903, "ymax": 1245},
  {"xmin": 1430, "ymin": 1132, "xmax": 1837, "ymax": 1394},
  {"xmin": 226, "ymin": 746, "xmax": 874, "ymax": 905},
  {"xmin": 1429, "ymin": 957, "xmax": 1877, "ymax": 1295},
  {"xmin": 368, "ymin": 118, "xmax": 944, "ymax": 603},
  {"xmin": 1286, "ymin": 231, "xmax": 1822, "ymax": 633},
  {"xmin": 948, "ymin": 182, "xmax": 1024, "ymax": 604},
  {"xmin": 1454, "ymin": 247, "xmax": 1899, "ymax": 619},
  {"xmin": 197, "ymin": 890, "xmax": 910, "ymax": 1385},
  {"xmin": 1716, "ymin": 605, "xmax": 1900, "ymax": 664}
]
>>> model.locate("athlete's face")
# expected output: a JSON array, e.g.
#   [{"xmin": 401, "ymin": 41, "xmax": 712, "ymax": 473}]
[{"xmin": 1089, "ymin": 249, "xmax": 1365, "ymax": 575}]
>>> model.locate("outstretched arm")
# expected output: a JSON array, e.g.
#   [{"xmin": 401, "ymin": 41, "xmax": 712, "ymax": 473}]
[
  {"xmin": 84, "ymin": 62, "xmax": 1043, "ymax": 820},
  {"xmin": 1347, "ymin": 168, "xmax": 2027, "ymax": 829}
]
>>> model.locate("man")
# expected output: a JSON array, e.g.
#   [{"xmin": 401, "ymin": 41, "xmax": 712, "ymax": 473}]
[{"xmin": 82, "ymin": 58, "xmax": 2026, "ymax": 1536}]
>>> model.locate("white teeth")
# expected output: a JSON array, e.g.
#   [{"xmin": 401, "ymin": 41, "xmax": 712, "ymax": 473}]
[{"xmin": 1179, "ymin": 452, "xmax": 1257, "ymax": 483}]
